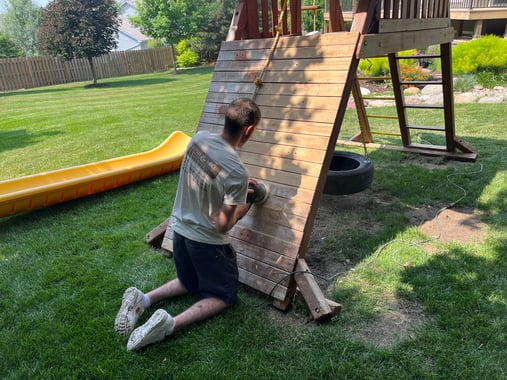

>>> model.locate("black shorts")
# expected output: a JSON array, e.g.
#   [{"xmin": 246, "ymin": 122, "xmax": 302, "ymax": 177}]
[{"xmin": 173, "ymin": 232, "xmax": 239, "ymax": 305}]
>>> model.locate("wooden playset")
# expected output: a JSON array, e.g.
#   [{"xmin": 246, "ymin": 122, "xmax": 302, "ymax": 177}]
[{"xmin": 148, "ymin": 0, "xmax": 478, "ymax": 320}]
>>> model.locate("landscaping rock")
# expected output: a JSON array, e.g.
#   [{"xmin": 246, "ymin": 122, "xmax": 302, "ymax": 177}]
[
  {"xmin": 478, "ymin": 96, "xmax": 504, "ymax": 104},
  {"xmin": 454, "ymin": 92, "xmax": 478, "ymax": 103},
  {"xmin": 404, "ymin": 87, "xmax": 420, "ymax": 96},
  {"xmin": 421, "ymin": 84, "xmax": 442, "ymax": 95}
]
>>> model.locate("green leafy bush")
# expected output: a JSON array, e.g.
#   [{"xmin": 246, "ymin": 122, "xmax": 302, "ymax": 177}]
[
  {"xmin": 359, "ymin": 56, "xmax": 389, "ymax": 77},
  {"xmin": 476, "ymin": 70, "xmax": 505, "ymax": 88},
  {"xmin": 176, "ymin": 40, "xmax": 199, "ymax": 68},
  {"xmin": 0, "ymin": 33, "xmax": 24, "ymax": 58},
  {"xmin": 452, "ymin": 35, "xmax": 507, "ymax": 75}
]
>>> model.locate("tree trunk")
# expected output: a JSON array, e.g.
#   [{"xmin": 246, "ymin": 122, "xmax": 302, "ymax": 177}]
[
  {"xmin": 170, "ymin": 44, "xmax": 177, "ymax": 74},
  {"xmin": 87, "ymin": 55, "xmax": 98, "ymax": 85}
]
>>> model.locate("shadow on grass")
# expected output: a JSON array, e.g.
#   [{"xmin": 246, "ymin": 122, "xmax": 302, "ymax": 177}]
[
  {"xmin": 325, "ymin": 131, "xmax": 505, "ymax": 323},
  {"xmin": 0, "ymin": 129, "xmax": 63, "ymax": 153},
  {"xmin": 0, "ymin": 72, "xmax": 188, "ymax": 97}
]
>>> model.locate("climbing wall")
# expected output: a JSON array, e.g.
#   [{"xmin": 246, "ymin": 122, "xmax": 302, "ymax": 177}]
[{"xmin": 179, "ymin": 32, "xmax": 360, "ymax": 304}]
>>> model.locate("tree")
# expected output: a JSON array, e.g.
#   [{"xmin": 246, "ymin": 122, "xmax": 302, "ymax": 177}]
[
  {"xmin": 38, "ymin": 0, "xmax": 120, "ymax": 86},
  {"xmin": 2, "ymin": 0, "xmax": 40, "ymax": 56},
  {"xmin": 193, "ymin": 0, "xmax": 236, "ymax": 62},
  {"xmin": 302, "ymin": 0, "xmax": 325, "ymax": 34},
  {"xmin": 129, "ymin": 0, "xmax": 203, "ymax": 73},
  {"xmin": 0, "ymin": 32, "xmax": 25, "ymax": 58}
]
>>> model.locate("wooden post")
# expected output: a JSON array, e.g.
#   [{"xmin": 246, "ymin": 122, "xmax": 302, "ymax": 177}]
[
  {"xmin": 294, "ymin": 259, "xmax": 341, "ymax": 320},
  {"xmin": 440, "ymin": 42, "xmax": 456, "ymax": 153}
]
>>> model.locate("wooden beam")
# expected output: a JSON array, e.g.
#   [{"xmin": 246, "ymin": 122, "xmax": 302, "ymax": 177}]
[
  {"xmin": 145, "ymin": 218, "xmax": 169, "ymax": 247},
  {"xmin": 357, "ymin": 27, "xmax": 455, "ymax": 58},
  {"xmin": 378, "ymin": 18, "xmax": 450, "ymax": 33},
  {"xmin": 226, "ymin": 0, "xmax": 247, "ymax": 41},
  {"xmin": 294, "ymin": 259, "xmax": 341, "ymax": 320}
]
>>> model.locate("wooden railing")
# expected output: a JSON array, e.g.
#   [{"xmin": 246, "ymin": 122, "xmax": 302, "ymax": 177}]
[
  {"xmin": 341, "ymin": 0, "xmax": 507, "ymax": 12},
  {"xmin": 375, "ymin": 0, "xmax": 450, "ymax": 19},
  {"xmin": 0, "ymin": 47, "xmax": 173, "ymax": 92},
  {"xmin": 449, "ymin": 0, "xmax": 507, "ymax": 8}
]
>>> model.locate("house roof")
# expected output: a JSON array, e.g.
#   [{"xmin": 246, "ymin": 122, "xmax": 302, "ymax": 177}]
[{"xmin": 119, "ymin": 15, "xmax": 149, "ymax": 42}]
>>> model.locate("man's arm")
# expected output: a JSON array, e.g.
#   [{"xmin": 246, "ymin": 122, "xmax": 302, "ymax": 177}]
[
  {"xmin": 215, "ymin": 203, "xmax": 251, "ymax": 234},
  {"xmin": 215, "ymin": 178, "xmax": 257, "ymax": 233}
]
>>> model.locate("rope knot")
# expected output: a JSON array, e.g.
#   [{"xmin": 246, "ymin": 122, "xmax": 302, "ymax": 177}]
[{"xmin": 254, "ymin": 77, "xmax": 263, "ymax": 87}]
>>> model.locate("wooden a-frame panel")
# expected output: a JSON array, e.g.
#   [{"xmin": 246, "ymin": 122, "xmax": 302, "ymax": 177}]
[{"xmin": 194, "ymin": 32, "xmax": 360, "ymax": 304}]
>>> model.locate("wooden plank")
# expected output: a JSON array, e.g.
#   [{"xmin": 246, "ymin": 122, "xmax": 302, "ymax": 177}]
[
  {"xmin": 221, "ymin": 32, "xmax": 360, "ymax": 51},
  {"xmin": 238, "ymin": 267, "xmax": 287, "ymax": 301},
  {"xmin": 232, "ymin": 236, "xmax": 297, "ymax": 273},
  {"xmin": 378, "ymin": 18, "xmax": 450, "ymax": 33},
  {"xmin": 207, "ymin": 82, "xmax": 346, "ymax": 98},
  {"xmin": 358, "ymin": 27, "xmax": 455, "ymax": 58},
  {"xmin": 205, "ymin": 91, "xmax": 346, "ymax": 112},
  {"xmin": 217, "ymin": 44, "xmax": 360, "ymax": 63},
  {"xmin": 145, "ymin": 218, "xmax": 169, "ymax": 247},
  {"xmin": 240, "ymin": 151, "xmax": 324, "ymax": 178},
  {"xmin": 214, "ymin": 57, "xmax": 354, "ymax": 72},
  {"xmin": 210, "ymin": 69, "xmax": 351, "ymax": 85},
  {"xmin": 239, "ymin": 140, "xmax": 327, "ymax": 164},
  {"xmin": 237, "ymin": 253, "xmax": 292, "ymax": 287},
  {"xmin": 294, "ymin": 259, "xmax": 340, "ymax": 320}
]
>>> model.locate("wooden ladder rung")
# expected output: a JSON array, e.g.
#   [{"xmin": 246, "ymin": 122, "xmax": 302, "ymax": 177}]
[
  {"xmin": 407, "ymin": 143, "xmax": 448, "ymax": 152},
  {"xmin": 361, "ymin": 96, "xmax": 395, "ymax": 100},
  {"xmin": 366, "ymin": 114, "xmax": 399, "ymax": 120},
  {"xmin": 408, "ymin": 125, "xmax": 446, "ymax": 131},
  {"xmin": 400, "ymin": 80, "xmax": 442, "ymax": 86},
  {"xmin": 404, "ymin": 104, "xmax": 445, "ymax": 110},
  {"xmin": 371, "ymin": 131, "xmax": 401, "ymax": 137},
  {"xmin": 356, "ymin": 76, "xmax": 391, "ymax": 81},
  {"xmin": 396, "ymin": 54, "xmax": 441, "ymax": 60}
]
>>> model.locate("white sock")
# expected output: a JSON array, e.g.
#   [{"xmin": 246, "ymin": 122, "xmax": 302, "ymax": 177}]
[
  {"xmin": 166, "ymin": 314, "xmax": 175, "ymax": 336},
  {"xmin": 143, "ymin": 294, "xmax": 151, "ymax": 309}
]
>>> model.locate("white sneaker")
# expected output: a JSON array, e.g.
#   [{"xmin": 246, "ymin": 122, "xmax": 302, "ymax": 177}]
[
  {"xmin": 127, "ymin": 309, "xmax": 174, "ymax": 351},
  {"xmin": 114, "ymin": 287, "xmax": 145, "ymax": 337}
]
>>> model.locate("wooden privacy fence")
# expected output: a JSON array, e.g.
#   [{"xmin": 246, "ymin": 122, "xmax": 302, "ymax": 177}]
[{"xmin": 0, "ymin": 47, "xmax": 174, "ymax": 92}]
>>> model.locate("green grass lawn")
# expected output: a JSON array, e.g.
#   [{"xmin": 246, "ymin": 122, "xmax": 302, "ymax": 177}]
[{"xmin": 1, "ymin": 68, "xmax": 506, "ymax": 379}]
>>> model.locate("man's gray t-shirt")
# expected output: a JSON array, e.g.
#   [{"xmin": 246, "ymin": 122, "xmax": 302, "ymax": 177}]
[{"xmin": 171, "ymin": 131, "xmax": 248, "ymax": 245}]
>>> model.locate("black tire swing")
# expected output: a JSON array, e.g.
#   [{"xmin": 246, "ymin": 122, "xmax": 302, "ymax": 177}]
[
  {"xmin": 323, "ymin": 123, "xmax": 374, "ymax": 195},
  {"xmin": 323, "ymin": 151, "xmax": 374, "ymax": 195}
]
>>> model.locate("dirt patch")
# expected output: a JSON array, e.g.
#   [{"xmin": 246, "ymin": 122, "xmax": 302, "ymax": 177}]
[
  {"xmin": 416, "ymin": 207, "xmax": 486, "ymax": 244},
  {"xmin": 293, "ymin": 189, "xmax": 487, "ymax": 346},
  {"xmin": 357, "ymin": 297, "xmax": 427, "ymax": 347}
]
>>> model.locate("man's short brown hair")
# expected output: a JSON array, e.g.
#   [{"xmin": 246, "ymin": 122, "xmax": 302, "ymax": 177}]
[{"xmin": 224, "ymin": 98, "xmax": 261, "ymax": 137}]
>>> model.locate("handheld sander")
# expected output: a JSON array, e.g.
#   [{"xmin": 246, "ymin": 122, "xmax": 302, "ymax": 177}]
[{"xmin": 247, "ymin": 182, "xmax": 269, "ymax": 206}]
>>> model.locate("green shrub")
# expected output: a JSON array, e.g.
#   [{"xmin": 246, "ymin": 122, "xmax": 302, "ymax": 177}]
[
  {"xmin": 397, "ymin": 49, "xmax": 419, "ymax": 65},
  {"xmin": 176, "ymin": 40, "xmax": 199, "ymax": 67},
  {"xmin": 359, "ymin": 56, "xmax": 389, "ymax": 77},
  {"xmin": 452, "ymin": 35, "xmax": 507, "ymax": 75},
  {"xmin": 454, "ymin": 73, "xmax": 478, "ymax": 92},
  {"xmin": 476, "ymin": 70, "xmax": 505, "ymax": 88},
  {"xmin": 0, "ymin": 33, "xmax": 24, "ymax": 58},
  {"xmin": 147, "ymin": 39, "xmax": 165, "ymax": 49}
]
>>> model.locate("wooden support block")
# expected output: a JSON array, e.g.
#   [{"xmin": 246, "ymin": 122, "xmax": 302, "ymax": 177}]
[
  {"xmin": 145, "ymin": 218, "xmax": 170, "ymax": 248},
  {"xmin": 294, "ymin": 258, "xmax": 341, "ymax": 321}
]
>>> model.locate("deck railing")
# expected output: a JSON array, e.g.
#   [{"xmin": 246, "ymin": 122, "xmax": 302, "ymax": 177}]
[
  {"xmin": 449, "ymin": 0, "xmax": 507, "ymax": 8},
  {"xmin": 340, "ymin": 0, "xmax": 507, "ymax": 12}
]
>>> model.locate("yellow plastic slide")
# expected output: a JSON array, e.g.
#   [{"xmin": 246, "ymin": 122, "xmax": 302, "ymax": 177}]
[{"xmin": 0, "ymin": 131, "xmax": 191, "ymax": 218}]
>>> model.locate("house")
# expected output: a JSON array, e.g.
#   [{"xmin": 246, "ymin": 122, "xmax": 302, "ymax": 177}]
[
  {"xmin": 449, "ymin": 0, "xmax": 507, "ymax": 39},
  {"xmin": 115, "ymin": 0, "xmax": 150, "ymax": 51},
  {"xmin": 337, "ymin": 0, "xmax": 507, "ymax": 39}
]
